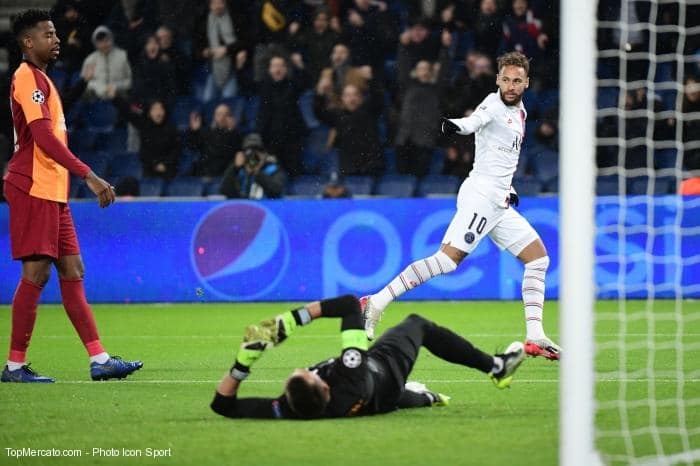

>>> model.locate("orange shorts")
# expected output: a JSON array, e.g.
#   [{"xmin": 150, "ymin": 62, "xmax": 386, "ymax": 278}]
[{"xmin": 4, "ymin": 181, "xmax": 80, "ymax": 260}]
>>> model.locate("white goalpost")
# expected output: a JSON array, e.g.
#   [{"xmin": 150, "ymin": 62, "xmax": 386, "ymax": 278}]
[
  {"xmin": 561, "ymin": 1, "xmax": 700, "ymax": 465},
  {"xmin": 559, "ymin": 0, "xmax": 598, "ymax": 465}
]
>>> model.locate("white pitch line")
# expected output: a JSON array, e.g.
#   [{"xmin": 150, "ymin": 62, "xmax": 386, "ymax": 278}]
[
  {"xmin": 0, "ymin": 333, "xmax": 698, "ymax": 339},
  {"xmin": 33, "ymin": 378, "xmax": 700, "ymax": 385}
]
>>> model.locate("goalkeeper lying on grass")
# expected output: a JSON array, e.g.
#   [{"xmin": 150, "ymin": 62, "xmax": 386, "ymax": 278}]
[{"xmin": 211, "ymin": 295, "xmax": 525, "ymax": 419}]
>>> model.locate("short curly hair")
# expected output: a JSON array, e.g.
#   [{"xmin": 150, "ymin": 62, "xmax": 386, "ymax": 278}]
[
  {"xmin": 12, "ymin": 9, "xmax": 51, "ymax": 43},
  {"xmin": 497, "ymin": 51, "xmax": 530, "ymax": 76}
]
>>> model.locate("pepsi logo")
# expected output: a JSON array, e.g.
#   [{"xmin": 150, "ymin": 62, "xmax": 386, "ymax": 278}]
[{"xmin": 190, "ymin": 202, "xmax": 290, "ymax": 300}]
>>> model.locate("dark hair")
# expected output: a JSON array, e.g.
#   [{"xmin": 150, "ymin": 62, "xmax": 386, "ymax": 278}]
[
  {"xmin": 12, "ymin": 9, "xmax": 51, "ymax": 41},
  {"xmin": 496, "ymin": 51, "xmax": 530, "ymax": 76},
  {"xmin": 285, "ymin": 375, "xmax": 328, "ymax": 419}
]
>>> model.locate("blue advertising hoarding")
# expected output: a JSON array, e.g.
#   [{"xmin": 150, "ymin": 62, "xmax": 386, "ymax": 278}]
[{"xmin": 0, "ymin": 196, "xmax": 698, "ymax": 303}]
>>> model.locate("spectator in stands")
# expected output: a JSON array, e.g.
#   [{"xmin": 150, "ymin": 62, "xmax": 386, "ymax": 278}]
[
  {"xmin": 250, "ymin": 0, "xmax": 300, "ymax": 82},
  {"xmin": 288, "ymin": 7, "xmax": 341, "ymax": 85},
  {"xmin": 116, "ymin": 97, "xmax": 181, "ymax": 179},
  {"xmin": 107, "ymin": 0, "xmax": 159, "ymax": 61},
  {"xmin": 220, "ymin": 133, "xmax": 286, "ymax": 199},
  {"xmin": 315, "ymin": 42, "xmax": 373, "ymax": 111},
  {"xmin": 322, "ymin": 173, "xmax": 352, "ymax": 198},
  {"xmin": 81, "ymin": 25, "xmax": 132, "ymax": 100},
  {"xmin": 473, "ymin": 0, "xmax": 503, "ymax": 59},
  {"xmin": 185, "ymin": 103, "xmax": 242, "ymax": 177},
  {"xmin": 131, "ymin": 35, "xmax": 177, "ymax": 109},
  {"xmin": 155, "ymin": 24, "xmax": 192, "ymax": 97},
  {"xmin": 405, "ymin": 1, "xmax": 470, "ymax": 31},
  {"xmin": 314, "ymin": 81, "xmax": 385, "ymax": 177},
  {"xmin": 447, "ymin": 51, "xmax": 495, "ymax": 116},
  {"xmin": 256, "ymin": 54, "xmax": 310, "ymax": 177},
  {"xmin": 52, "ymin": 0, "xmax": 93, "ymax": 76},
  {"xmin": 341, "ymin": 0, "xmax": 388, "ymax": 70},
  {"xmin": 500, "ymin": 0, "xmax": 549, "ymax": 60},
  {"xmin": 441, "ymin": 140, "xmax": 473, "ymax": 180},
  {"xmin": 198, "ymin": 0, "xmax": 248, "ymax": 102},
  {"xmin": 396, "ymin": 17, "xmax": 440, "ymax": 95},
  {"xmin": 395, "ymin": 31, "xmax": 453, "ymax": 178}
]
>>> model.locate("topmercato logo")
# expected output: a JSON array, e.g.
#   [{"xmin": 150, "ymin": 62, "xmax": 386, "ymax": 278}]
[{"xmin": 190, "ymin": 202, "xmax": 290, "ymax": 300}]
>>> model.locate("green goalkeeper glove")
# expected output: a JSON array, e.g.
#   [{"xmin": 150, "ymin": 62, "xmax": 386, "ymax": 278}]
[{"xmin": 230, "ymin": 309, "xmax": 310, "ymax": 380}]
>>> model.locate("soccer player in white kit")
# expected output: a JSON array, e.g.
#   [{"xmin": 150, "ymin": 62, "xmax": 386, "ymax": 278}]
[{"xmin": 362, "ymin": 51, "xmax": 561, "ymax": 360}]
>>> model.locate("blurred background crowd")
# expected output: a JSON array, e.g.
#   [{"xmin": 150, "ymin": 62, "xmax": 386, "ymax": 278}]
[{"xmin": 0, "ymin": 0, "xmax": 698, "ymax": 199}]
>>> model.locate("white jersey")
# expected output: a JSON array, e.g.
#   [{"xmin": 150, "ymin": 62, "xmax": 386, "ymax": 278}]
[{"xmin": 448, "ymin": 91, "xmax": 526, "ymax": 206}]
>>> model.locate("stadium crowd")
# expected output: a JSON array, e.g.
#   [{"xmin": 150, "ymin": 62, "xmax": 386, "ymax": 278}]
[{"xmin": 0, "ymin": 0, "xmax": 698, "ymax": 199}]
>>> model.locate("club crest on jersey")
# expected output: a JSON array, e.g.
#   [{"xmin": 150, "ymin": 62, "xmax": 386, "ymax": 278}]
[
  {"xmin": 31, "ymin": 89, "xmax": 45, "ymax": 104},
  {"xmin": 342, "ymin": 349, "xmax": 362, "ymax": 368},
  {"xmin": 464, "ymin": 232, "xmax": 476, "ymax": 244}
]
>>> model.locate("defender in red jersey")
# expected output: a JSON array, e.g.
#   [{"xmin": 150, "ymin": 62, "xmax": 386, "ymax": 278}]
[{"xmin": 1, "ymin": 10, "xmax": 142, "ymax": 383}]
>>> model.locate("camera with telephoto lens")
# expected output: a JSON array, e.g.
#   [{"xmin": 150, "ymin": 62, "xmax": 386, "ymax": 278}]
[{"xmin": 244, "ymin": 147, "xmax": 262, "ymax": 169}]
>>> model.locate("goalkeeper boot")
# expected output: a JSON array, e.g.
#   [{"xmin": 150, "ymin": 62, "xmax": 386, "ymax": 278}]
[
  {"xmin": 90, "ymin": 356, "xmax": 143, "ymax": 381},
  {"xmin": 1, "ymin": 364, "xmax": 54, "ymax": 383},
  {"xmin": 359, "ymin": 295, "xmax": 383, "ymax": 340},
  {"xmin": 525, "ymin": 337, "xmax": 561, "ymax": 361},
  {"xmin": 489, "ymin": 341, "xmax": 525, "ymax": 389},
  {"xmin": 405, "ymin": 381, "xmax": 451, "ymax": 407}
]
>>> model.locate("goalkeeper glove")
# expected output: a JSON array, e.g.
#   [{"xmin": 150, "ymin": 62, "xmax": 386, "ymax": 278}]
[
  {"xmin": 230, "ymin": 309, "xmax": 312, "ymax": 380},
  {"xmin": 440, "ymin": 117, "xmax": 460, "ymax": 136},
  {"xmin": 508, "ymin": 186, "xmax": 519, "ymax": 207}
]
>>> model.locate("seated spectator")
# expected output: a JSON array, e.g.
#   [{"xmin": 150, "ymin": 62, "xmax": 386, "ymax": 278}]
[
  {"xmin": 81, "ymin": 25, "xmax": 132, "ymax": 100},
  {"xmin": 115, "ymin": 176, "xmax": 140, "ymax": 197},
  {"xmin": 106, "ymin": 0, "xmax": 159, "ymax": 61},
  {"xmin": 682, "ymin": 75, "xmax": 700, "ymax": 172},
  {"xmin": 314, "ymin": 81, "xmax": 385, "ymax": 177},
  {"xmin": 256, "ymin": 54, "xmax": 310, "ymax": 177},
  {"xmin": 115, "ymin": 97, "xmax": 181, "ymax": 179},
  {"xmin": 341, "ymin": 0, "xmax": 391, "ymax": 70},
  {"xmin": 185, "ymin": 103, "xmax": 242, "ymax": 177},
  {"xmin": 131, "ymin": 35, "xmax": 177, "ymax": 108},
  {"xmin": 197, "ymin": 0, "xmax": 248, "ymax": 102},
  {"xmin": 220, "ymin": 133, "xmax": 286, "ymax": 199},
  {"xmin": 500, "ymin": 0, "xmax": 549, "ymax": 60},
  {"xmin": 395, "ymin": 31, "xmax": 452, "ymax": 178}
]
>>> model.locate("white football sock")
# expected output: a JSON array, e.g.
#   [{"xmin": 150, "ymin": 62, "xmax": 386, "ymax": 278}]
[
  {"xmin": 7, "ymin": 360, "xmax": 25, "ymax": 371},
  {"xmin": 372, "ymin": 250, "xmax": 458, "ymax": 311},
  {"xmin": 90, "ymin": 352, "xmax": 110, "ymax": 364},
  {"xmin": 522, "ymin": 256, "xmax": 549, "ymax": 340}
]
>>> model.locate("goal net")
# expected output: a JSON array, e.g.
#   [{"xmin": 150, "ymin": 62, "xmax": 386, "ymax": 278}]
[{"xmin": 591, "ymin": 1, "xmax": 700, "ymax": 465}]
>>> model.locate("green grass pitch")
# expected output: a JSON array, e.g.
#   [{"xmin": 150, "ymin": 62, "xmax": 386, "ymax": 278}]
[{"xmin": 1, "ymin": 300, "xmax": 698, "ymax": 466}]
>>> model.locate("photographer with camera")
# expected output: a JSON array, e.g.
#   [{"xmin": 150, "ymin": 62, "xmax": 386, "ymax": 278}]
[{"xmin": 220, "ymin": 133, "xmax": 286, "ymax": 199}]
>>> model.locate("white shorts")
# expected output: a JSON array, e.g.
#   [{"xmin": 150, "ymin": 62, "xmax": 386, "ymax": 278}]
[{"xmin": 442, "ymin": 181, "xmax": 539, "ymax": 256}]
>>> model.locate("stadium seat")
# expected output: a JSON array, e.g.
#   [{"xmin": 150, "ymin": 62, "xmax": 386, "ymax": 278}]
[
  {"xmin": 530, "ymin": 148, "xmax": 559, "ymax": 184},
  {"xmin": 173, "ymin": 96, "xmax": 199, "ymax": 131},
  {"xmin": 239, "ymin": 95, "xmax": 260, "ymax": 133},
  {"xmin": 178, "ymin": 149, "xmax": 201, "ymax": 176},
  {"xmin": 597, "ymin": 87, "xmax": 619, "ymax": 110},
  {"xmin": 203, "ymin": 177, "xmax": 223, "ymax": 196},
  {"xmin": 287, "ymin": 176, "xmax": 323, "ymax": 197},
  {"xmin": 416, "ymin": 175, "xmax": 460, "ymax": 197},
  {"xmin": 343, "ymin": 176, "xmax": 374, "ymax": 196},
  {"xmin": 299, "ymin": 89, "xmax": 320, "ymax": 129},
  {"xmin": 81, "ymin": 100, "xmax": 118, "ymax": 133},
  {"xmin": 542, "ymin": 176, "xmax": 559, "ymax": 193},
  {"xmin": 139, "ymin": 177, "xmax": 165, "ymax": 197},
  {"xmin": 374, "ymin": 174, "xmax": 417, "ymax": 197},
  {"xmin": 109, "ymin": 151, "xmax": 143, "ymax": 180},
  {"xmin": 596, "ymin": 175, "xmax": 623, "ymax": 195},
  {"xmin": 78, "ymin": 150, "xmax": 110, "ymax": 177},
  {"xmin": 302, "ymin": 125, "xmax": 332, "ymax": 175},
  {"xmin": 95, "ymin": 127, "xmax": 128, "ymax": 153},
  {"xmin": 655, "ymin": 149, "xmax": 678, "ymax": 170},
  {"xmin": 512, "ymin": 177, "xmax": 542, "ymax": 196},
  {"xmin": 69, "ymin": 128, "xmax": 99, "ymax": 152},
  {"xmin": 627, "ymin": 176, "xmax": 675, "ymax": 195},
  {"xmin": 165, "ymin": 177, "xmax": 205, "ymax": 197}
]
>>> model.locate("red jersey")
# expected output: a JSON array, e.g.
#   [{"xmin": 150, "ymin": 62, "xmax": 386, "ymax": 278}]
[{"xmin": 6, "ymin": 61, "xmax": 87, "ymax": 203}]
